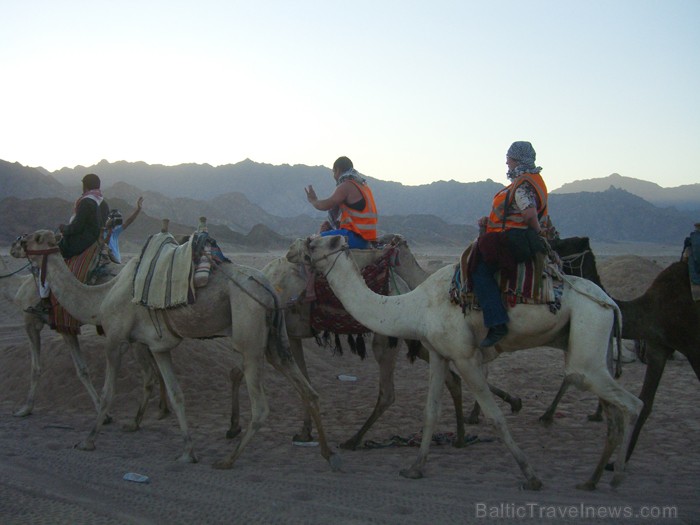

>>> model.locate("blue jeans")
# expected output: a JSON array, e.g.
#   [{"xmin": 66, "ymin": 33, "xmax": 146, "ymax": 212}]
[
  {"xmin": 471, "ymin": 260, "xmax": 509, "ymax": 327},
  {"xmin": 321, "ymin": 229, "xmax": 371, "ymax": 249}
]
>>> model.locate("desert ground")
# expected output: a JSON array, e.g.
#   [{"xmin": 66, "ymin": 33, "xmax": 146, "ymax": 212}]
[{"xmin": 0, "ymin": 240, "xmax": 697, "ymax": 524}]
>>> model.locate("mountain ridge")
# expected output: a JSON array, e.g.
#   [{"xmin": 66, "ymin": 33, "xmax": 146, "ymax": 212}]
[{"xmin": 2, "ymin": 159, "xmax": 697, "ymax": 248}]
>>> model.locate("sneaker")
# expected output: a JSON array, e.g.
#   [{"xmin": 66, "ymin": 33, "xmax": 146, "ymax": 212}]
[{"xmin": 479, "ymin": 324, "xmax": 508, "ymax": 348}]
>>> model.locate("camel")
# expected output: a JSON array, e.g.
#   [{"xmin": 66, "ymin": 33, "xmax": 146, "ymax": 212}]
[
  {"xmin": 465, "ymin": 236, "xmax": 611, "ymax": 424},
  {"xmin": 539, "ymin": 237, "xmax": 700, "ymax": 466},
  {"xmin": 288, "ymin": 234, "xmax": 644, "ymax": 490},
  {"xmin": 9, "ymin": 242, "xmax": 167, "ymax": 426},
  {"xmin": 17, "ymin": 230, "xmax": 339, "ymax": 471},
  {"xmin": 242, "ymin": 235, "xmax": 520, "ymax": 451}
]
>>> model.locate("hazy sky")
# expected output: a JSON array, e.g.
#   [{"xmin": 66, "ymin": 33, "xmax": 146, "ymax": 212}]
[{"xmin": 1, "ymin": 1, "xmax": 698, "ymax": 190}]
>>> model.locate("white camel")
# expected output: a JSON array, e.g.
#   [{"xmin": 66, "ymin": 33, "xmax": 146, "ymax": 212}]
[
  {"xmin": 17, "ymin": 230, "xmax": 339, "ymax": 470},
  {"xmin": 247, "ymin": 235, "xmax": 520, "ymax": 450},
  {"xmin": 9, "ymin": 242, "xmax": 166, "ymax": 427},
  {"xmin": 288, "ymin": 234, "xmax": 644, "ymax": 490}
]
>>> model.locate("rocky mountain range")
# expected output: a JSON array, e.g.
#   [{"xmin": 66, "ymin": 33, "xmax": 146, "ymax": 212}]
[{"xmin": 1, "ymin": 159, "xmax": 697, "ymax": 249}]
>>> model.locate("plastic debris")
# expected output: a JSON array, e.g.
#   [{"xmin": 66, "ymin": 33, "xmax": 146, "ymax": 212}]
[
  {"xmin": 123, "ymin": 472, "xmax": 150, "ymax": 483},
  {"xmin": 337, "ymin": 374, "xmax": 357, "ymax": 382}
]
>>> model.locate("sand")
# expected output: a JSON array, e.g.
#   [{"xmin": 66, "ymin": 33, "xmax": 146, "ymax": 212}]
[{"xmin": 0, "ymin": 247, "xmax": 698, "ymax": 524}]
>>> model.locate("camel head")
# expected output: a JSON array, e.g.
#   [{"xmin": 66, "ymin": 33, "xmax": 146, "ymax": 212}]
[
  {"xmin": 13, "ymin": 230, "xmax": 61, "ymax": 261},
  {"xmin": 285, "ymin": 235, "xmax": 348, "ymax": 268}
]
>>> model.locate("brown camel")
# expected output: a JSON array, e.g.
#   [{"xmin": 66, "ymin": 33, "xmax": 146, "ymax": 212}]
[
  {"xmin": 17, "ymin": 230, "xmax": 339, "ymax": 471},
  {"xmin": 540, "ymin": 237, "xmax": 700, "ymax": 467},
  {"xmin": 9, "ymin": 242, "xmax": 167, "ymax": 427}
]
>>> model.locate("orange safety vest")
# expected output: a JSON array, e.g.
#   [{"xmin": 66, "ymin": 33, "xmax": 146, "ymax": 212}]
[
  {"xmin": 486, "ymin": 172, "xmax": 548, "ymax": 232},
  {"xmin": 339, "ymin": 180, "xmax": 378, "ymax": 241}
]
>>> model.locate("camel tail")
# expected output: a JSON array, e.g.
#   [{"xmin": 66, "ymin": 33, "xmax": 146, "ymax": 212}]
[{"xmin": 613, "ymin": 307, "xmax": 623, "ymax": 379}]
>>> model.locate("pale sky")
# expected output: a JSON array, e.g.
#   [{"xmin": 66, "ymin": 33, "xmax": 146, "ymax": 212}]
[{"xmin": 1, "ymin": 0, "xmax": 698, "ymax": 191}]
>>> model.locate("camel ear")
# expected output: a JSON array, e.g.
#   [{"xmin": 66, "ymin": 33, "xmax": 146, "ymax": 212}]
[{"xmin": 329, "ymin": 235, "xmax": 342, "ymax": 250}]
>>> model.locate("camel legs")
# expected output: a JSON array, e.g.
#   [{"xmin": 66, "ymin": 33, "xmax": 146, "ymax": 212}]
[
  {"xmin": 76, "ymin": 339, "xmax": 126, "ymax": 453},
  {"xmin": 466, "ymin": 384, "xmax": 523, "ymax": 425},
  {"xmin": 147, "ymin": 349, "xmax": 199, "ymax": 463},
  {"xmin": 214, "ymin": 348, "xmax": 270, "ymax": 469},
  {"xmin": 401, "ymin": 348, "xmax": 543, "ymax": 490},
  {"xmin": 226, "ymin": 364, "xmax": 244, "ymax": 439},
  {"xmin": 399, "ymin": 349, "xmax": 449, "ymax": 480},
  {"xmin": 122, "ymin": 342, "xmax": 166, "ymax": 432},
  {"xmin": 264, "ymin": 349, "xmax": 341, "ymax": 471},
  {"xmin": 13, "ymin": 315, "xmax": 44, "ymax": 417},
  {"xmin": 14, "ymin": 315, "xmax": 112, "ymax": 424},
  {"xmin": 340, "ymin": 334, "xmax": 402, "ymax": 450},
  {"xmin": 288, "ymin": 337, "xmax": 314, "ymax": 443},
  {"xmin": 622, "ymin": 343, "xmax": 670, "ymax": 465},
  {"xmin": 412, "ymin": 342, "xmax": 469, "ymax": 447},
  {"xmin": 563, "ymin": 328, "xmax": 643, "ymax": 489}
]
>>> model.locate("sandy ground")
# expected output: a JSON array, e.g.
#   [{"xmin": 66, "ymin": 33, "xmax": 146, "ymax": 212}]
[{"xmin": 0, "ymin": 245, "xmax": 698, "ymax": 524}]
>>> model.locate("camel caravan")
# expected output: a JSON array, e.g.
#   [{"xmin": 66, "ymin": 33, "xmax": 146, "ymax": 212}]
[{"xmin": 8, "ymin": 214, "xmax": 700, "ymax": 491}]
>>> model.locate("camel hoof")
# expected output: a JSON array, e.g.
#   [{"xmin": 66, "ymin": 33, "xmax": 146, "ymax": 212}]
[
  {"xmin": 538, "ymin": 415, "xmax": 554, "ymax": 426},
  {"xmin": 75, "ymin": 440, "xmax": 95, "ymax": 452},
  {"xmin": 521, "ymin": 478, "xmax": 543, "ymax": 491},
  {"xmin": 510, "ymin": 397, "xmax": 523, "ymax": 413},
  {"xmin": 452, "ymin": 438, "xmax": 467, "ymax": 449},
  {"xmin": 103, "ymin": 414, "xmax": 114, "ymax": 425},
  {"xmin": 328, "ymin": 453, "xmax": 343, "ymax": 472},
  {"xmin": 576, "ymin": 480, "xmax": 597, "ymax": 491},
  {"xmin": 122, "ymin": 423, "xmax": 139, "ymax": 433},
  {"xmin": 338, "ymin": 439, "xmax": 359, "ymax": 451},
  {"xmin": 177, "ymin": 452, "xmax": 198, "ymax": 463},
  {"xmin": 604, "ymin": 462, "xmax": 615, "ymax": 472},
  {"xmin": 399, "ymin": 467, "xmax": 423, "ymax": 480},
  {"xmin": 13, "ymin": 406, "xmax": 32, "ymax": 417},
  {"xmin": 293, "ymin": 431, "xmax": 314, "ymax": 443},
  {"xmin": 226, "ymin": 427, "xmax": 242, "ymax": 439},
  {"xmin": 610, "ymin": 473, "xmax": 625, "ymax": 487},
  {"xmin": 212, "ymin": 460, "xmax": 233, "ymax": 470}
]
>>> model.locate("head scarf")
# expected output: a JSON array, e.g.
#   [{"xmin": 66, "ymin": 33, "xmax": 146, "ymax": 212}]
[{"xmin": 506, "ymin": 141, "xmax": 542, "ymax": 180}]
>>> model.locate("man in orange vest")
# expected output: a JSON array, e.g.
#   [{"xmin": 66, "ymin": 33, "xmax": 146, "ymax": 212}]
[
  {"xmin": 473, "ymin": 141, "xmax": 549, "ymax": 348},
  {"xmin": 305, "ymin": 156, "xmax": 378, "ymax": 249}
]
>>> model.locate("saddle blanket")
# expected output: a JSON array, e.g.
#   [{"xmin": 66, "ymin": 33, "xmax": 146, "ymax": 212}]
[
  {"xmin": 50, "ymin": 241, "xmax": 102, "ymax": 335},
  {"xmin": 450, "ymin": 242, "xmax": 563, "ymax": 312},
  {"xmin": 310, "ymin": 248, "xmax": 394, "ymax": 334},
  {"xmin": 132, "ymin": 232, "xmax": 194, "ymax": 309}
]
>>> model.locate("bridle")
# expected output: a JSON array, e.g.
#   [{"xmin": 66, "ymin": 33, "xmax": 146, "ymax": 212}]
[
  {"xmin": 20, "ymin": 236, "xmax": 61, "ymax": 286},
  {"xmin": 304, "ymin": 237, "xmax": 349, "ymax": 279}
]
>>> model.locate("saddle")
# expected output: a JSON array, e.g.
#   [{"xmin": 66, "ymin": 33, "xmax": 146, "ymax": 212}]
[
  {"xmin": 449, "ymin": 239, "xmax": 564, "ymax": 313},
  {"xmin": 132, "ymin": 232, "xmax": 195, "ymax": 309}
]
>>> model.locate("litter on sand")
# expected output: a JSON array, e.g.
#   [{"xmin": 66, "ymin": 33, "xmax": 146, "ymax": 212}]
[
  {"xmin": 293, "ymin": 441, "xmax": 320, "ymax": 447},
  {"xmin": 337, "ymin": 374, "xmax": 357, "ymax": 381},
  {"xmin": 123, "ymin": 472, "xmax": 150, "ymax": 483}
]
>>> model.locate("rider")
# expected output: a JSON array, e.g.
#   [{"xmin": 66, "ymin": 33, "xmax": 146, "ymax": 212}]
[
  {"xmin": 26, "ymin": 173, "xmax": 110, "ymax": 317},
  {"xmin": 103, "ymin": 196, "xmax": 143, "ymax": 264},
  {"xmin": 472, "ymin": 141, "xmax": 549, "ymax": 348},
  {"xmin": 304, "ymin": 156, "xmax": 378, "ymax": 249}
]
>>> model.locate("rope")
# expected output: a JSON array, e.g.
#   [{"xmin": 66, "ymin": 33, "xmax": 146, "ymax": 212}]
[
  {"xmin": 559, "ymin": 250, "xmax": 590, "ymax": 278},
  {"xmin": 0, "ymin": 262, "xmax": 30, "ymax": 278}
]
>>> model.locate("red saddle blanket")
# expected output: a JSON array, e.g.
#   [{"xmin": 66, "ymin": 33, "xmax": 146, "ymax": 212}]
[
  {"xmin": 310, "ymin": 253, "xmax": 392, "ymax": 334},
  {"xmin": 50, "ymin": 242, "xmax": 102, "ymax": 335}
]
